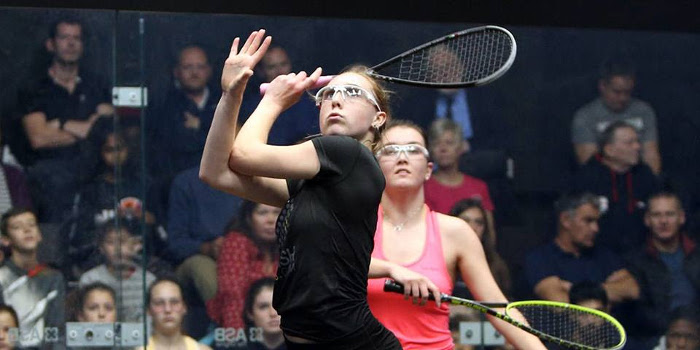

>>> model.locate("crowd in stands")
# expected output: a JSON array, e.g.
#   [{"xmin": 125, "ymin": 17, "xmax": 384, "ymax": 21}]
[{"xmin": 0, "ymin": 16, "xmax": 697, "ymax": 350}]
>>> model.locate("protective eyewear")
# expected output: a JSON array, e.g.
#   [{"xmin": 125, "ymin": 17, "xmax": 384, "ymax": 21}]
[
  {"xmin": 375, "ymin": 144, "xmax": 430, "ymax": 159},
  {"xmin": 314, "ymin": 84, "xmax": 382, "ymax": 111}
]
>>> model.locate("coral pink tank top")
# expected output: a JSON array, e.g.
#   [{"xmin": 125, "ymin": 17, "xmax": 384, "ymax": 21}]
[{"xmin": 367, "ymin": 205, "xmax": 454, "ymax": 350}]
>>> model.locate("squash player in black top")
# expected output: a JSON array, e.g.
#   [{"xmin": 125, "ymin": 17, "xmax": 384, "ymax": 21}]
[{"xmin": 200, "ymin": 29, "xmax": 441, "ymax": 349}]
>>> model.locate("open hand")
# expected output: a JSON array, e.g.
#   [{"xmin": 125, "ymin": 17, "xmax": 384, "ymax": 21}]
[{"xmin": 221, "ymin": 29, "xmax": 272, "ymax": 95}]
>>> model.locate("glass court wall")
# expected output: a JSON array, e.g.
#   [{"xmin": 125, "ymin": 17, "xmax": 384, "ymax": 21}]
[{"xmin": 0, "ymin": 6, "xmax": 699, "ymax": 349}]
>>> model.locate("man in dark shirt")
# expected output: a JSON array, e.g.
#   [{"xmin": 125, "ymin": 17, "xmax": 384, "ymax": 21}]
[
  {"xmin": 523, "ymin": 192, "xmax": 639, "ymax": 305},
  {"xmin": 147, "ymin": 45, "xmax": 216, "ymax": 179},
  {"xmin": 572, "ymin": 120, "xmax": 661, "ymax": 256},
  {"xmin": 146, "ymin": 45, "xmax": 218, "ymax": 225},
  {"xmin": 626, "ymin": 191, "xmax": 700, "ymax": 348},
  {"xmin": 15, "ymin": 18, "xmax": 112, "ymax": 222}
]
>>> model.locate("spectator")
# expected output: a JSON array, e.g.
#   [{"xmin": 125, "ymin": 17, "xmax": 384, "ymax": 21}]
[
  {"xmin": 449, "ymin": 198, "xmax": 511, "ymax": 298},
  {"xmin": 72, "ymin": 119, "xmax": 159, "ymax": 275},
  {"xmin": 572, "ymin": 121, "xmax": 661, "ymax": 255},
  {"xmin": 79, "ymin": 222, "xmax": 156, "ymax": 322},
  {"xmin": 165, "ymin": 165, "xmax": 242, "ymax": 312},
  {"xmin": 67, "ymin": 282, "xmax": 117, "ymax": 323},
  {"xmin": 572, "ymin": 56, "xmax": 661, "ymax": 174},
  {"xmin": 0, "ymin": 207, "xmax": 65, "ymax": 348},
  {"xmin": 626, "ymin": 192, "xmax": 700, "ymax": 347},
  {"xmin": 240, "ymin": 277, "xmax": 285, "ymax": 350},
  {"xmin": 207, "ymin": 200, "xmax": 280, "ymax": 329},
  {"xmin": 523, "ymin": 192, "xmax": 639, "ymax": 305},
  {"xmin": 137, "ymin": 277, "xmax": 212, "ymax": 350},
  {"xmin": 147, "ymin": 45, "xmax": 216, "ymax": 181},
  {"xmin": 653, "ymin": 306, "xmax": 700, "ymax": 350},
  {"xmin": 239, "ymin": 45, "xmax": 319, "ymax": 146},
  {"xmin": 15, "ymin": 17, "xmax": 113, "ymax": 222},
  {"xmin": 0, "ymin": 127, "xmax": 32, "ymax": 215},
  {"xmin": 0, "ymin": 304, "xmax": 19, "ymax": 350},
  {"xmin": 391, "ymin": 45, "xmax": 509, "ymax": 151},
  {"xmin": 425, "ymin": 119, "xmax": 496, "ymax": 245}
]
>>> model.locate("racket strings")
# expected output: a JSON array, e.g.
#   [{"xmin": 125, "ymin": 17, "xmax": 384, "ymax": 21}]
[
  {"xmin": 510, "ymin": 304, "xmax": 623, "ymax": 349},
  {"xmin": 383, "ymin": 28, "xmax": 513, "ymax": 84}
]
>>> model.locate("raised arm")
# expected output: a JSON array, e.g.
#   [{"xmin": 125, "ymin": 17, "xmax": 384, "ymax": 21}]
[
  {"xmin": 199, "ymin": 30, "xmax": 288, "ymax": 207},
  {"xmin": 230, "ymin": 64, "xmax": 323, "ymax": 179},
  {"xmin": 447, "ymin": 216, "xmax": 546, "ymax": 349}
]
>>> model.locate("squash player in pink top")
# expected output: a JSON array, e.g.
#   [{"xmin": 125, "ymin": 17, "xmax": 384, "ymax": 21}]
[{"xmin": 367, "ymin": 120, "xmax": 546, "ymax": 350}]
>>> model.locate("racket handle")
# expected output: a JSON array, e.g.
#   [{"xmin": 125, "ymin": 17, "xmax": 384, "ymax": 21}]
[
  {"xmin": 383, "ymin": 279, "xmax": 440, "ymax": 301},
  {"xmin": 259, "ymin": 75, "xmax": 335, "ymax": 95}
]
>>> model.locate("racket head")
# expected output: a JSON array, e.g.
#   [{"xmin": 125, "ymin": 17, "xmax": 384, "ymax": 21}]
[
  {"xmin": 506, "ymin": 300, "xmax": 627, "ymax": 350},
  {"xmin": 369, "ymin": 25, "xmax": 517, "ymax": 88}
]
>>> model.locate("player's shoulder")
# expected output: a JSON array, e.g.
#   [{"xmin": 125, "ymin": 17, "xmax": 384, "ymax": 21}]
[{"xmin": 434, "ymin": 211, "xmax": 478, "ymax": 243}]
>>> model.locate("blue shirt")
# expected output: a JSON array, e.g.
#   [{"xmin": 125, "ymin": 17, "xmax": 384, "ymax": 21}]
[
  {"xmin": 166, "ymin": 166, "xmax": 243, "ymax": 263},
  {"xmin": 659, "ymin": 249, "xmax": 697, "ymax": 310}
]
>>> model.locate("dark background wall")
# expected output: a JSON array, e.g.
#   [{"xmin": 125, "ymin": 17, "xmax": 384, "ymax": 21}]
[{"xmin": 2, "ymin": 6, "xmax": 699, "ymax": 283}]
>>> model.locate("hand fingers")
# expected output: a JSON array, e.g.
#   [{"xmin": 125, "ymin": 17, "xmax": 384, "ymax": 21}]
[
  {"xmin": 240, "ymin": 30, "xmax": 258, "ymax": 54},
  {"xmin": 411, "ymin": 282, "xmax": 421, "ymax": 304},
  {"xmin": 251, "ymin": 36, "xmax": 272, "ymax": 63},
  {"xmin": 429, "ymin": 283, "xmax": 442, "ymax": 308},
  {"xmin": 302, "ymin": 67, "xmax": 324, "ymax": 89},
  {"xmin": 228, "ymin": 37, "xmax": 240, "ymax": 58},
  {"xmin": 419, "ymin": 284, "xmax": 430, "ymax": 306},
  {"xmin": 243, "ymin": 29, "xmax": 267, "ymax": 55}
]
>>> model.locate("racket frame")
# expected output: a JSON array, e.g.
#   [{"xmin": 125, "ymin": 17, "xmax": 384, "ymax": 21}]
[
  {"xmin": 367, "ymin": 25, "xmax": 517, "ymax": 88},
  {"xmin": 383, "ymin": 279, "xmax": 626, "ymax": 350}
]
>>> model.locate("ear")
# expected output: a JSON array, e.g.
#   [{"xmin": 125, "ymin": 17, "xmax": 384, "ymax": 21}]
[
  {"xmin": 643, "ymin": 212, "xmax": 651, "ymax": 228},
  {"xmin": 425, "ymin": 161, "xmax": 434, "ymax": 180},
  {"xmin": 679, "ymin": 210, "xmax": 686, "ymax": 226},
  {"xmin": 461, "ymin": 139, "xmax": 470, "ymax": 154},
  {"xmin": 372, "ymin": 111, "xmax": 387, "ymax": 129},
  {"xmin": 559, "ymin": 212, "xmax": 572, "ymax": 230},
  {"xmin": 0, "ymin": 236, "xmax": 9, "ymax": 247},
  {"xmin": 597, "ymin": 79, "xmax": 605, "ymax": 92},
  {"xmin": 45, "ymin": 38, "xmax": 55, "ymax": 53}
]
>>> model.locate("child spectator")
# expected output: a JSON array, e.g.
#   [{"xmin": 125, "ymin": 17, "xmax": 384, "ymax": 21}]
[
  {"xmin": 0, "ymin": 207, "xmax": 65, "ymax": 348},
  {"xmin": 79, "ymin": 222, "xmax": 156, "ymax": 322}
]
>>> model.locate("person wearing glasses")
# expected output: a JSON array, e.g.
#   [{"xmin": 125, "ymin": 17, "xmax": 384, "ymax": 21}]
[
  {"xmin": 366, "ymin": 120, "xmax": 546, "ymax": 350},
  {"xmin": 200, "ymin": 29, "xmax": 436, "ymax": 349}
]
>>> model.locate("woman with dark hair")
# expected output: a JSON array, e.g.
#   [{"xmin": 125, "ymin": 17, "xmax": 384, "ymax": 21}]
[
  {"xmin": 207, "ymin": 200, "xmax": 280, "ymax": 329},
  {"xmin": 67, "ymin": 282, "xmax": 117, "ymax": 323},
  {"xmin": 242, "ymin": 278, "xmax": 285, "ymax": 350},
  {"xmin": 449, "ymin": 198, "xmax": 511, "ymax": 298}
]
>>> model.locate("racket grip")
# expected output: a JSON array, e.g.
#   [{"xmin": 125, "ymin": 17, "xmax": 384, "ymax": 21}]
[
  {"xmin": 259, "ymin": 75, "xmax": 335, "ymax": 95},
  {"xmin": 383, "ymin": 279, "xmax": 438, "ymax": 301}
]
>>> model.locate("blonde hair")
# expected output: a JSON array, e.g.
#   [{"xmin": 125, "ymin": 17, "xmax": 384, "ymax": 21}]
[{"xmin": 341, "ymin": 65, "xmax": 393, "ymax": 153}]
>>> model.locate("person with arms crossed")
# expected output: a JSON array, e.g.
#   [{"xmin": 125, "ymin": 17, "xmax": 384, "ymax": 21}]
[
  {"xmin": 523, "ymin": 192, "xmax": 639, "ymax": 305},
  {"xmin": 366, "ymin": 120, "xmax": 545, "ymax": 349},
  {"xmin": 199, "ymin": 29, "xmax": 434, "ymax": 349},
  {"xmin": 626, "ymin": 192, "xmax": 700, "ymax": 348}
]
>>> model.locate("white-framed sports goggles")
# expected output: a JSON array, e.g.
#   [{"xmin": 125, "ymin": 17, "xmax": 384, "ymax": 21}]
[
  {"xmin": 375, "ymin": 144, "xmax": 430, "ymax": 159},
  {"xmin": 314, "ymin": 84, "xmax": 382, "ymax": 111}
]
